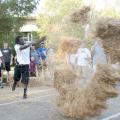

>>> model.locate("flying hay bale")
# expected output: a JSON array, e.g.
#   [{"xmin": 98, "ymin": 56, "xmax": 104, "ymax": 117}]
[
  {"xmin": 58, "ymin": 37, "xmax": 80, "ymax": 54},
  {"xmin": 95, "ymin": 18, "xmax": 120, "ymax": 63},
  {"xmin": 95, "ymin": 18, "xmax": 120, "ymax": 39},
  {"xmin": 70, "ymin": 6, "xmax": 90, "ymax": 24},
  {"xmin": 55, "ymin": 64, "xmax": 120, "ymax": 119},
  {"xmin": 54, "ymin": 69, "xmax": 77, "ymax": 107},
  {"xmin": 54, "ymin": 69, "xmax": 77, "ymax": 95},
  {"xmin": 101, "ymin": 39, "xmax": 120, "ymax": 63},
  {"xmin": 29, "ymin": 76, "xmax": 42, "ymax": 87},
  {"xmin": 57, "ymin": 37, "xmax": 80, "ymax": 61}
]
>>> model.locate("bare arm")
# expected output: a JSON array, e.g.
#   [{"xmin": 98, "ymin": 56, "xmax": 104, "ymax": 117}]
[
  {"xmin": 19, "ymin": 43, "xmax": 33, "ymax": 50},
  {"xmin": 19, "ymin": 39, "xmax": 44, "ymax": 50},
  {"xmin": 0, "ymin": 56, "xmax": 5, "ymax": 68},
  {"xmin": 0, "ymin": 56, "xmax": 4, "ymax": 63}
]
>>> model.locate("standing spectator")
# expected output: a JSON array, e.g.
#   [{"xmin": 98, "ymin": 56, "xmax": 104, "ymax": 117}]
[
  {"xmin": 76, "ymin": 42, "xmax": 91, "ymax": 79},
  {"xmin": 37, "ymin": 42, "xmax": 47, "ymax": 61},
  {"xmin": 30, "ymin": 57, "xmax": 36, "ymax": 77},
  {"xmin": 31, "ymin": 45, "xmax": 38, "ymax": 59},
  {"xmin": 37, "ymin": 42, "xmax": 47, "ymax": 70},
  {"xmin": 30, "ymin": 45, "xmax": 39, "ymax": 76},
  {"xmin": 1, "ymin": 42, "xmax": 12, "ymax": 84},
  {"xmin": 47, "ymin": 47, "xmax": 55, "ymax": 80},
  {"xmin": 12, "ymin": 36, "xmax": 34, "ymax": 99},
  {"xmin": 0, "ymin": 50, "xmax": 3, "ymax": 88},
  {"xmin": 91, "ymin": 40, "xmax": 108, "ymax": 72},
  {"xmin": 37, "ymin": 41, "xmax": 48, "ymax": 81},
  {"xmin": 68, "ymin": 53, "xmax": 77, "ymax": 71}
]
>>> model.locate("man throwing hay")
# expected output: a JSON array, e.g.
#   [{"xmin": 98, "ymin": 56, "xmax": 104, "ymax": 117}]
[{"xmin": 12, "ymin": 36, "xmax": 35, "ymax": 99}]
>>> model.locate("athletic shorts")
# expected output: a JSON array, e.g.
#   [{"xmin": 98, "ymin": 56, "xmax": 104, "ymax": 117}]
[
  {"xmin": 14, "ymin": 65, "xmax": 29, "ymax": 84},
  {"xmin": 1, "ymin": 62, "xmax": 11, "ymax": 71}
]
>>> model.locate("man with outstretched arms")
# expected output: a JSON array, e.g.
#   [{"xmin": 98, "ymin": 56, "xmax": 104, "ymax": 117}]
[{"xmin": 12, "ymin": 36, "xmax": 34, "ymax": 99}]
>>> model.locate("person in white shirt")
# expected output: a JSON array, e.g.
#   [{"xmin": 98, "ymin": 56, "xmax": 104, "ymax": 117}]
[
  {"xmin": 91, "ymin": 40, "xmax": 108, "ymax": 72},
  {"xmin": 0, "ymin": 50, "xmax": 3, "ymax": 88},
  {"xmin": 76, "ymin": 42, "xmax": 92, "ymax": 79},
  {"xmin": 68, "ymin": 53, "xmax": 77, "ymax": 72},
  {"xmin": 12, "ymin": 36, "xmax": 34, "ymax": 99}
]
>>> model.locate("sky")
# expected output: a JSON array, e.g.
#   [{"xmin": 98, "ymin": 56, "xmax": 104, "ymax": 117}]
[
  {"xmin": 32, "ymin": 0, "xmax": 45, "ymax": 16},
  {"xmin": 83, "ymin": 0, "xmax": 120, "ymax": 12},
  {"xmin": 32, "ymin": 0, "xmax": 120, "ymax": 16}
]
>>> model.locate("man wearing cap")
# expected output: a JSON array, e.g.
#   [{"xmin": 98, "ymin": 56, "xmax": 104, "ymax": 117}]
[
  {"xmin": 37, "ymin": 41, "xmax": 47, "ymax": 74},
  {"xmin": 38, "ymin": 42, "xmax": 47, "ymax": 60}
]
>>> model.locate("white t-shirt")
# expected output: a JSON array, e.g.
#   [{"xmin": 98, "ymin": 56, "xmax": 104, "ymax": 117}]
[
  {"xmin": 69, "ymin": 54, "xmax": 77, "ymax": 65},
  {"xmin": 76, "ymin": 48, "xmax": 91, "ymax": 66},
  {"xmin": 15, "ymin": 44, "xmax": 30, "ymax": 65},
  {"xmin": 0, "ymin": 50, "xmax": 3, "ymax": 57}
]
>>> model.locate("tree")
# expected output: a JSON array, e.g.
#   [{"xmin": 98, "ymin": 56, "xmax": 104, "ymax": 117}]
[
  {"xmin": 37, "ymin": 0, "xmax": 83, "ymax": 46},
  {"xmin": 0, "ymin": 0, "xmax": 39, "ymax": 47},
  {"xmin": 37, "ymin": 0, "xmax": 120, "ymax": 47},
  {"xmin": 0, "ymin": 0, "xmax": 39, "ymax": 33}
]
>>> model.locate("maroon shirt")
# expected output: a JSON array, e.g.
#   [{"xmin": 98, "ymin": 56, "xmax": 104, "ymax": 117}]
[{"xmin": 30, "ymin": 61, "xmax": 36, "ymax": 76}]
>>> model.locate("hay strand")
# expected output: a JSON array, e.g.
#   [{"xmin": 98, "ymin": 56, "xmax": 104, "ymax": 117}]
[
  {"xmin": 95, "ymin": 18, "xmax": 120, "ymax": 63},
  {"xmin": 70, "ymin": 6, "xmax": 91, "ymax": 24},
  {"xmin": 54, "ymin": 64, "xmax": 120, "ymax": 119}
]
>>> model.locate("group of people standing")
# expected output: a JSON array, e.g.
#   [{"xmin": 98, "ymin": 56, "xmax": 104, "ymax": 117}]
[
  {"xmin": 68, "ymin": 40, "xmax": 109, "ymax": 80},
  {"xmin": 30, "ymin": 41, "xmax": 47, "ymax": 77},
  {"xmin": 0, "ymin": 36, "xmax": 47, "ymax": 99},
  {"xmin": 0, "ymin": 36, "xmax": 108, "ymax": 99}
]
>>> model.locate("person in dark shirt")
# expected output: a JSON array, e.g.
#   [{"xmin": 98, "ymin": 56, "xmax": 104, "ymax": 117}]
[{"xmin": 1, "ymin": 42, "xmax": 12, "ymax": 84}]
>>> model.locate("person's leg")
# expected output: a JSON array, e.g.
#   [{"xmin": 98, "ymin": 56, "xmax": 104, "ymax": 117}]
[
  {"xmin": 38, "ymin": 63, "xmax": 42, "ymax": 76},
  {"xmin": 5, "ymin": 62, "xmax": 11, "ymax": 83},
  {"xmin": 0, "ymin": 63, "xmax": 4, "ymax": 86},
  {"xmin": 32, "ymin": 63, "xmax": 36, "ymax": 77},
  {"xmin": 36, "ymin": 65, "xmax": 38, "ymax": 77},
  {"xmin": 93, "ymin": 65, "xmax": 97, "ymax": 73},
  {"xmin": 48, "ymin": 63, "xmax": 54, "ymax": 81},
  {"xmin": 6, "ymin": 71, "xmax": 10, "ymax": 83},
  {"xmin": 23, "ymin": 84, "xmax": 28, "ymax": 99},
  {"xmin": 12, "ymin": 65, "xmax": 21, "ymax": 91},
  {"xmin": 21, "ymin": 65, "xmax": 29, "ymax": 99},
  {"xmin": 0, "ymin": 67, "xmax": 3, "ymax": 88},
  {"xmin": 76, "ymin": 66, "xmax": 82, "ymax": 79},
  {"xmin": 82, "ymin": 66, "xmax": 88, "ymax": 79},
  {"xmin": 34, "ymin": 64, "xmax": 37, "ymax": 77}
]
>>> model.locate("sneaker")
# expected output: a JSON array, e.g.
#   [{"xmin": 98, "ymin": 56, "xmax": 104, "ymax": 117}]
[{"xmin": 23, "ymin": 93, "xmax": 27, "ymax": 99}]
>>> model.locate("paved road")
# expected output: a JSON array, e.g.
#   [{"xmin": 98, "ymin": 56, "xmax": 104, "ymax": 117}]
[{"xmin": 0, "ymin": 86, "xmax": 120, "ymax": 120}]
